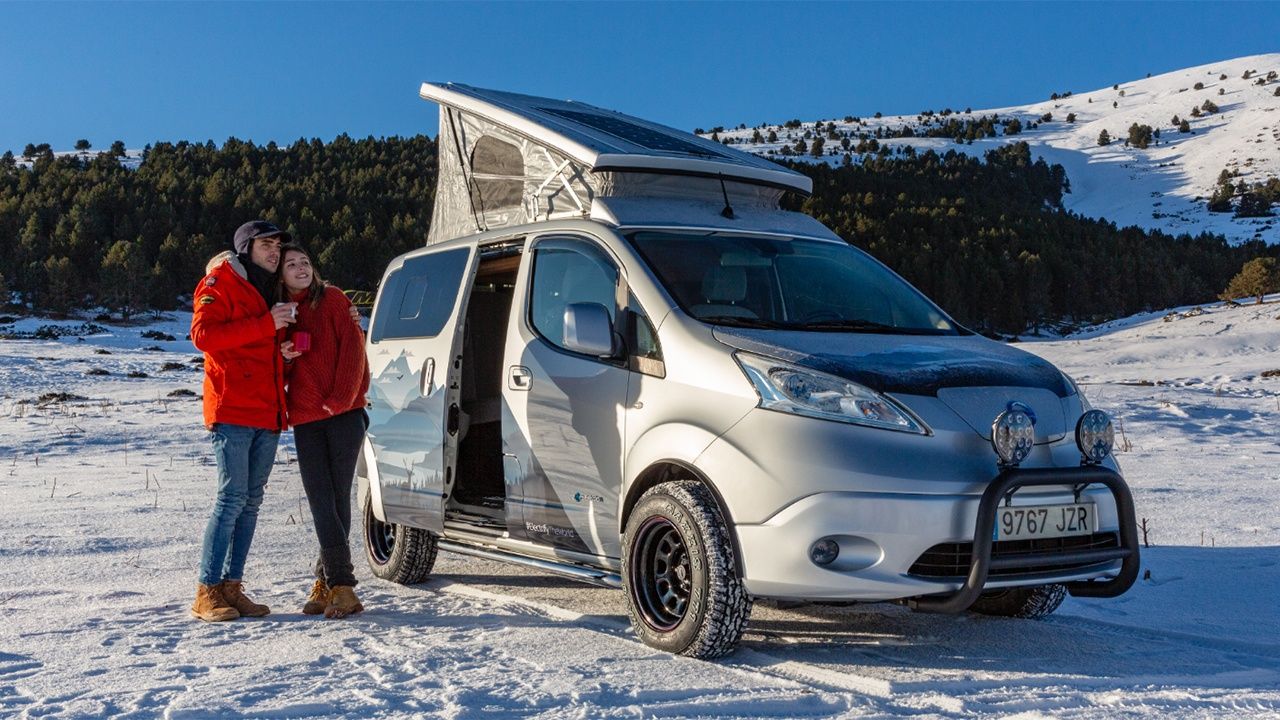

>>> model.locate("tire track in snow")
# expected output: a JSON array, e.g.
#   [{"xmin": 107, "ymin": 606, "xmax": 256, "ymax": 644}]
[{"xmin": 422, "ymin": 563, "xmax": 1280, "ymax": 717}]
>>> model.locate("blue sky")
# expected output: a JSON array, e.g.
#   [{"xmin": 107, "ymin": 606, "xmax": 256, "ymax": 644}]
[{"xmin": 1, "ymin": 1, "xmax": 1277, "ymax": 155}]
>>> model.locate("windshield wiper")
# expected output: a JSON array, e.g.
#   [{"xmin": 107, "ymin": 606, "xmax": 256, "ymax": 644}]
[
  {"xmin": 793, "ymin": 319, "xmax": 915, "ymax": 333},
  {"xmin": 698, "ymin": 315, "xmax": 794, "ymax": 330}
]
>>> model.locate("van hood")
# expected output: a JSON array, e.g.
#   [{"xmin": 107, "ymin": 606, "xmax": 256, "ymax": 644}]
[
  {"xmin": 711, "ymin": 328, "xmax": 1071, "ymax": 398},
  {"xmin": 712, "ymin": 328, "xmax": 1074, "ymax": 441}
]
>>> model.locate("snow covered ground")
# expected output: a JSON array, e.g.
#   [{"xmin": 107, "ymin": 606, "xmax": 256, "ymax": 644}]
[
  {"xmin": 719, "ymin": 54, "xmax": 1280, "ymax": 246},
  {"xmin": 1, "ymin": 303, "xmax": 1278, "ymax": 718}
]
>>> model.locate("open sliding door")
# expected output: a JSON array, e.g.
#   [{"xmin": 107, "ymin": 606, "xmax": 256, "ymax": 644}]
[{"xmin": 365, "ymin": 244, "xmax": 478, "ymax": 532}]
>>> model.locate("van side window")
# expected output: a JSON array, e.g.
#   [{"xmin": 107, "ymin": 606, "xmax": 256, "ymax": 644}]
[
  {"xmin": 626, "ymin": 292, "xmax": 665, "ymax": 377},
  {"xmin": 370, "ymin": 247, "xmax": 470, "ymax": 342},
  {"xmin": 529, "ymin": 241, "xmax": 618, "ymax": 351}
]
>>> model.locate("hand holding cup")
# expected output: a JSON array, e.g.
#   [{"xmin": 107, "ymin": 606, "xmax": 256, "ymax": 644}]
[{"xmin": 271, "ymin": 302, "xmax": 298, "ymax": 329}]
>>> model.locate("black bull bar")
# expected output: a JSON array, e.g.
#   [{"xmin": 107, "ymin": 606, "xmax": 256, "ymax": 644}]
[{"xmin": 910, "ymin": 466, "xmax": 1140, "ymax": 614}]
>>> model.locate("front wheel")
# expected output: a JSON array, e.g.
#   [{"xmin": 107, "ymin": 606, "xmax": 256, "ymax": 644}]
[
  {"xmin": 969, "ymin": 584, "xmax": 1066, "ymax": 618},
  {"xmin": 363, "ymin": 493, "xmax": 438, "ymax": 584},
  {"xmin": 623, "ymin": 481, "xmax": 752, "ymax": 659}
]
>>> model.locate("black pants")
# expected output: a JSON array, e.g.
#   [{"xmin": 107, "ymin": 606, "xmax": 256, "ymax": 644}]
[{"xmin": 295, "ymin": 408, "xmax": 367, "ymax": 588}]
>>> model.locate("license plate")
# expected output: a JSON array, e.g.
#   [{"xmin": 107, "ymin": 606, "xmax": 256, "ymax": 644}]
[{"xmin": 994, "ymin": 503, "xmax": 1096, "ymax": 541}]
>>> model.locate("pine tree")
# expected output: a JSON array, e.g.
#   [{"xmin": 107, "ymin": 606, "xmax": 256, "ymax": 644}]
[
  {"xmin": 99, "ymin": 239, "xmax": 148, "ymax": 318},
  {"xmin": 1207, "ymin": 184, "xmax": 1234, "ymax": 213},
  {"xmin": 1097, "ymin": 129, "xmax": 1111, "ymax": 146},
  {"xmin": 42, "ymin": 256, "xmax": 77, "ymax": 315},
  {"xmin": 1126, "ymin": 124, "xmax": 1154, "ymax": 149},
  {"xmin": 1220, "ymin": 257, "xmax": 1279, "ymax": 304},
  {"xmin": 1179, "ymin": 119, "xmax": 1191, "ymax": 133},
  {"xmin": 75, "ymin": 139, "xmax": 91, "ymax": 151},
  {"xmin": 1234, "ymin": 192, "xmax": 1274, "ymax": 218}
]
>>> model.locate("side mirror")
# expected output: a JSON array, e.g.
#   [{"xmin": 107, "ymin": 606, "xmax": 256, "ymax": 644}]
[{"xmin": 563, "ymin": 302, "xmax": 616, "ymax": 357}]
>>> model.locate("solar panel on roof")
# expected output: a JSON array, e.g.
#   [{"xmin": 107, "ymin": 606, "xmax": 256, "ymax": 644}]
[{"xmin": 536, "ymin": 106, "xmax": 731, "ymax": 159}]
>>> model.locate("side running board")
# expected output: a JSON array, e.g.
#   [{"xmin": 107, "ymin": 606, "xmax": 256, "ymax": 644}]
[{"xmin": 437, "ymin": 540, "xmax": 623, "ymax": 589}]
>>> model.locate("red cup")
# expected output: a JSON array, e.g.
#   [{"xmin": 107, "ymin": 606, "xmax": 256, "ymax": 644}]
[{"xmin": 292, "ymin": 331, "xmax": 311, "ymax": 352}]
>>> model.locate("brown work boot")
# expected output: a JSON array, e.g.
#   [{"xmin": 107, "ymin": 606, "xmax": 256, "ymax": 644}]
[
  {"xmin": 191, "ymin": 583, "xmax": 239, "ymax": 622},
  {"xmin": 324, "ymin": 586, "xmax": 364, "ymax": 619},
  {"xmin": 220, "ymin": 580, "xmax": 270, "ymax": 617},
  {"xmin": 302, "ymin": 579, "xmax": 330, "ymax": 615}
]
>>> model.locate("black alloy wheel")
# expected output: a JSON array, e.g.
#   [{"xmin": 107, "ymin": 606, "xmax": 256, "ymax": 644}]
[
  {"xmin": 364, "ymin": 500, "xmax": 397, "ymax": 566},
  {"xmin": 630, "ymin": 516, "xmax": 693, "ymax": 631},
  {"xmin": 622, "ymin": 480, "xmax": 752, "ymax": 658},
  {"xmin": 361, "ymin": 493, "xmax": 438, "ymax": 584}
]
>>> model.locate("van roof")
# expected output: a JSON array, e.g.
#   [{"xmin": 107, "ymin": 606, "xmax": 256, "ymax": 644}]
[{"xmin": 420, "ymin": 83, "xmax": 811, "ymax": 195}]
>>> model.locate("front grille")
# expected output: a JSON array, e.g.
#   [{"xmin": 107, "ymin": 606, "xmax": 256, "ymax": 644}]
[{"xmin": 908, "ymin": 532, "xmax": 1120, "ymax": 579}]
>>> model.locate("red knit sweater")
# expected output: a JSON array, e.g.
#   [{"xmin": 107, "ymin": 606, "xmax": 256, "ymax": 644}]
[{"xmin": 284, "ymin": 285, "xmax": 370, "ymax": 427}]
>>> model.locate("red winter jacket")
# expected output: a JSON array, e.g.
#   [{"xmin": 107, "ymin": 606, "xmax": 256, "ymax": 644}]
[
  {"xmin": 283, "ymin": 285, "xmax": 370, "ymax": 426},
  {"xmin": 191, "ymin": 252, "xmax": 287, "ymax": 431}
]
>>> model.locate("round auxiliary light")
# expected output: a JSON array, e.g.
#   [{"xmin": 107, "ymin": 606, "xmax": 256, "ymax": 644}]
[
  {"xmin": 1076, "ymin": 409, "xmax": 1115, "ymax": 465},
  {"xmin": 809, "ymin": 538, "xmax": 840, "ymax": 567},
  {"xmin": 991, "ymin": 409, "xmax": 1035, "ymax": 467}
]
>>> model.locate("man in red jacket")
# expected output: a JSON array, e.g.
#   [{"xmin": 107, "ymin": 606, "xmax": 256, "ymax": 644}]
[{"xmin": 189, "ymin": 220, "xmax": 298, "ymax": 622}]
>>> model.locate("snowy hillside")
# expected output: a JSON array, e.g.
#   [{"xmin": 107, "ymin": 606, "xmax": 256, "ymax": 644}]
[
  {"xmin": 11, "ymin": 148, "xmax": 144, "ymax": 170},
  {"xmin": 0, "ymin": 301, "xmax": 1278, "ymax": 718},
  {"xmin": 720, "ymin": 54, "xmax": 1280, "ymax": 245}
]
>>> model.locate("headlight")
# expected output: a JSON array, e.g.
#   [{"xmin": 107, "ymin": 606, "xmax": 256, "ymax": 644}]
[
  {"xmin": 1075, "ymin": 409, "xmax": 1114, "ymax": 465},
  {"xmin": 735, "ymin": 352, "xmax": 928, "ymax": 434},
  {"xmin": 991, "ymin": 409, "xmax": 1035, "ymax": 467}
]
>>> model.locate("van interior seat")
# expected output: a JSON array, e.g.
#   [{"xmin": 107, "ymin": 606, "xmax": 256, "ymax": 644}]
[
  {"xmin": 460, "ymin": 288, "xmax": 511, "ymax": 430},
  {"xmin": 691, "ymin": 265, "xmax": 758, "ymax": 319}
]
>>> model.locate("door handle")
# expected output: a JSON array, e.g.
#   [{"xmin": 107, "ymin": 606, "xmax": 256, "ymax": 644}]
[
  {"xmin": 420, "ymin": 357, "xmax": 436, "ymax": 396},
  {"xmin": 508, "ymin": 365, "xmax": 532, "ymax": 391}
]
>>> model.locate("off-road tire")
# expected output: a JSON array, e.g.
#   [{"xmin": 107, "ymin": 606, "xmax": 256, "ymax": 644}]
[
  {"xmin": 969, "ymin": 584, "xmax": 1066, "ymax": 619},
  {"xmin": 622, "ymin": 480, "xmax": 752, "ymax": 659},
  {"xmin": 362, "ymin": 493, "xmax": 437, "ymax": 584}
]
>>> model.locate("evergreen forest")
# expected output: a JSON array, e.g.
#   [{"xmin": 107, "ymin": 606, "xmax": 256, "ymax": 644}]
[{"xmin": 0, "ymin": 136, "xmax": 1272, "ymax": 334}]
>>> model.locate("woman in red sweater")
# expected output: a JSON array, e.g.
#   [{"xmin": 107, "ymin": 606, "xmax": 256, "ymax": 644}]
[{"xmin": 278, "ymin": 243, "xmax": 371, "ymax": 619}]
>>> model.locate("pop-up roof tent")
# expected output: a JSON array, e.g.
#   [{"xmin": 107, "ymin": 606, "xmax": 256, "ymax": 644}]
[{"xmin": 421, "ymin": 83, "xmax": 831, "ymax": 245}]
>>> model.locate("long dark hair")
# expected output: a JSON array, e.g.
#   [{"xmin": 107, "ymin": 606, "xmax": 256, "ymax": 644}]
[{"xmin": 277, "ymin": 242, "xmax": 327, "ymax": 309}]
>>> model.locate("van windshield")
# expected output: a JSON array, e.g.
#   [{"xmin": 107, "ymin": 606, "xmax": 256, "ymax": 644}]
[{"xmin": 628, "ymin": 231, "xmax": 961, "ymax": 335}]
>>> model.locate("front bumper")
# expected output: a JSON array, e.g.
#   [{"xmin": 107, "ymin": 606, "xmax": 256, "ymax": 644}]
[
  {"xmin": 910, "ymin": 466, "xmax": 1139, "ymax": 612},
  {"xmin": 735, "ymin": 466, "xmax": 1139, "ymax": 605}
]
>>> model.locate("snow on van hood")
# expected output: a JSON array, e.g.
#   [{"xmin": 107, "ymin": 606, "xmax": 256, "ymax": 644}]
[
  {"xmin": 710, "ymin": 327, "xmax": 1072, "ymax": 399},
  {"xmin": 712, "ymin": 328, "xmax": 1075, "ymax": 441}
]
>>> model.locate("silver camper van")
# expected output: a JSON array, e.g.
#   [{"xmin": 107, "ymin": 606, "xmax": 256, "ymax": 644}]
[{"xmin": 357, "ymin": 83, "xmax": 1138, "ymax": 658}]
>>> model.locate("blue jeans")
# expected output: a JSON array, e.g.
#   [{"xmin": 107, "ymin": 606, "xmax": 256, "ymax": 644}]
[{"xmin": 198, "ymin": 423, "xmax": 280, "ymax": 586}]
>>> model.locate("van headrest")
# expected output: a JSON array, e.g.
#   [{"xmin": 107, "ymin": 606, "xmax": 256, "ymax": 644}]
[{"xmin": 702, "ymin": 265, "xmax": 747, "ymax": 303}]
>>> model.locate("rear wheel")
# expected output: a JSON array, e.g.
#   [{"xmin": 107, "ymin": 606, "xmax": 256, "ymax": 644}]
[
  {"xmin": 363, "ymin": 493, "xmax": 437, "ymax": 584},
  {"xmin": 969, "ymin": 584, "xmax": 1066, "ymax": 618},
  {"xmin": 623, "ymin": 481, "xmax": 752, "ymax": 658}
]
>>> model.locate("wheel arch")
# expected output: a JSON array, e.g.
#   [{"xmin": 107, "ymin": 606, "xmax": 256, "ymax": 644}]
[
  {"xmin": 622, "ymin": 460, "xmax": 746, "ymax": 580},
  {"xmin": 356, "ymin": 436, "xmax": 387, "ymax": 522}
]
